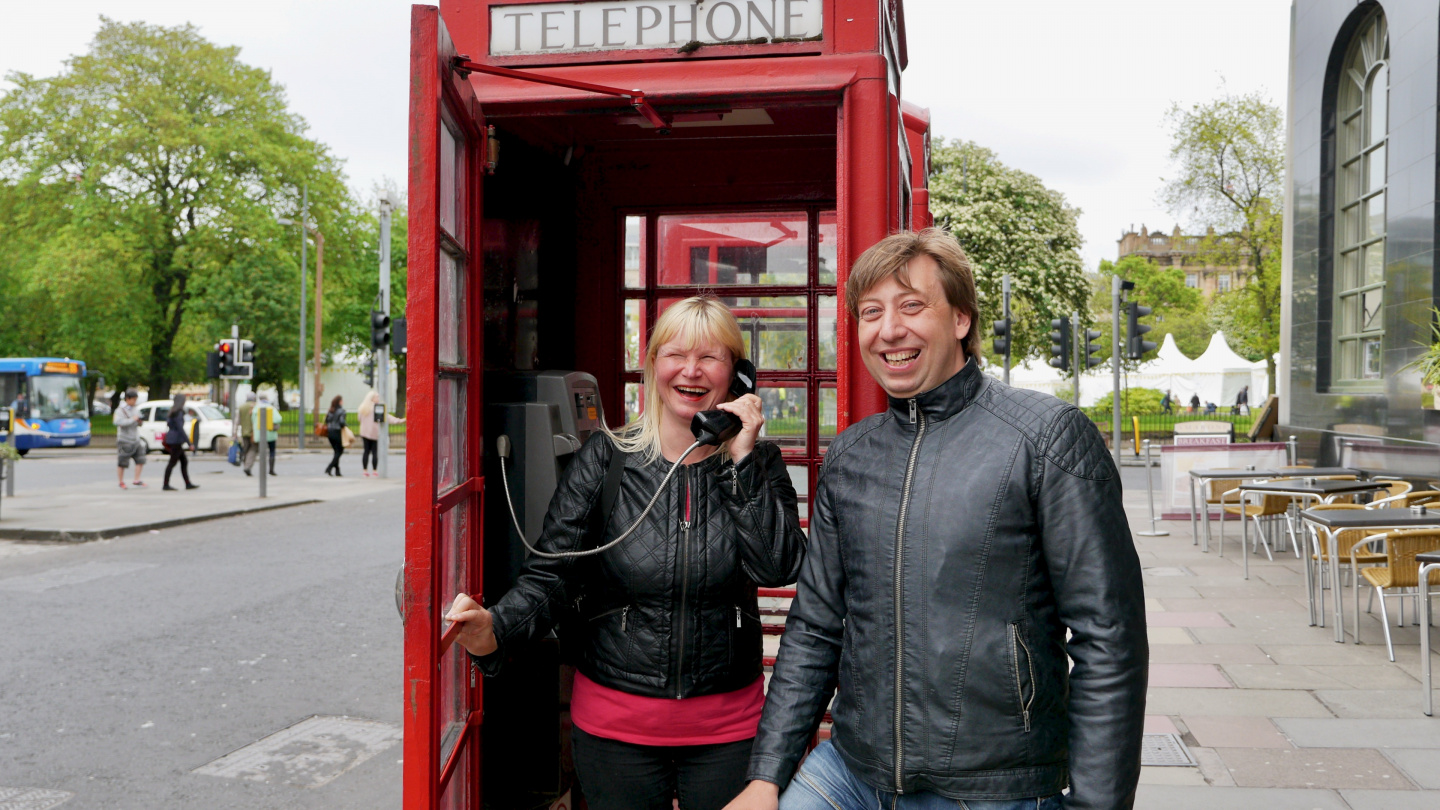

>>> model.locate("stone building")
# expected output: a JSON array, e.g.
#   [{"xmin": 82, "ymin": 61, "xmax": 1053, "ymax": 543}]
[
  {"xmin": 1116, "ymin": 224, "xmax": 1247, "ymax": 299},
  {"xmin": 1283, "ymin": 0, "xmax": 1440, "ymax": 461}
]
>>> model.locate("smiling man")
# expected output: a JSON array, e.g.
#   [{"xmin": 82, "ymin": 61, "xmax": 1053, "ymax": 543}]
[{"xmin": 726, "ymin": 229, "xmax": 1148, "ymax": 810}]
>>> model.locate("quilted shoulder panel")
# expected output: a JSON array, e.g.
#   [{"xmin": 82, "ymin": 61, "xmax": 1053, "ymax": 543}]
[
  {"xmin": 976, "ymin": 382, "xmax": 1070, "ymax": 448},
  {"xmin": 1042, "ymin": 407, "xmax": 1115, "ymax": 481}
]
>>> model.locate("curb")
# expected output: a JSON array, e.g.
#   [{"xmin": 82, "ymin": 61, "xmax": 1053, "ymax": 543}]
[{"xmin": 0, "ymin": 498, "xmax": 323, "ymax": 543}]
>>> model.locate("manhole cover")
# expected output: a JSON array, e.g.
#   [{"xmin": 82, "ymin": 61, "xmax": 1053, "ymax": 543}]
[
  {"xmin": 0, "ymin": 787, "xmax": 72, "ymax": 810},
  {"xmin": 193, "ymin": 715, "xmax": 401, "ymax": 788},
  {"xmin": 1141, "ymin": 733, "xmax": 1196, "ymax": 767},
  {"xmin": 1142, "ymin": 567, "xmax": 1193, "ymax": 577}
]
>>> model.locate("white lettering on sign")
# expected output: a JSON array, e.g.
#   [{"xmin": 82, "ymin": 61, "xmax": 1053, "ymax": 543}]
[{"xmin": 491, "ymin": 0, "xmax": 822, "ymax": 55}]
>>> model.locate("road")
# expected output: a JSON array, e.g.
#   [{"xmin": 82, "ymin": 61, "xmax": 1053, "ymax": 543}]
[{"xmin": 0, "ymin": 452, "xmax": 406, "ymax": 809}]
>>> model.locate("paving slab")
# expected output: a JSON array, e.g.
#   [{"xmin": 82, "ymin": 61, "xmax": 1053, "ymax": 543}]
[
  {"xmin": 1143, "ymin": 715, "xmax": 1180, "ymax": 734},
  {"xmin": 1274, "ymin": 718, "xmax": 1440, "ymax": 750},
  {"xmin": 1150, "ymin": 664, "xmax": 1233, "ymax": 688},
  {"xmin": 1189, "ymin": 626, "xmax": 1335, "ymax": 646},
  {"xmin": 1313, "ymin": 689, "xmax": 1440, "ymax": 719},
  {"xmin": 1221, "ymin": 664, "xmax": 1352, "ymax": 690},
  {"xmin": 1337, "ymin": 789, "xmax": 1440, "ymax": 809},
  {"xmin": 1148, "ymin": 627, "xmax": 1196, "ymax": 645},
  {"xmin": 1147, "ymin": 611, "xmax": 1232, "ymax": 628},
  {"xmin": 1145, "ymin": 688, "xmax": 1333, "ymax": 718},
  {"xmin": 1259, "ymin": 643, "xmax": 1400, "ymax": 667},
  {"xmin": 1134, "ymin": 785, "xmax": 1349, "ymax": 810},
  {"xmin": 1162, "ymin": 598, "xmax": 1308, "ymax": 614},
  {"xmin": 1182, "ymin": 715, "xmax": 1292, "ymax": 749},
  {"xmin": 1148, "ymin": 644, "xmax": 1272, "ymax": 664},
  {"xmin": 1308, "ymin": 664, "xmax": 1419, "ymax": 690},
  {"xmin": 1187, "ymin": 746, "xmax": 1237, "ymax": 786},
  {"xmin": 1137, "ymin": 765, "xmax": 1207, "ymax": 786},
  {"xmin": 1214, "ymin": 746, "xmax": 1415, "ymax": 790},
  {"xmin": 1381, "ymin": 749, "xmax": 1440, "ymax": 789}
]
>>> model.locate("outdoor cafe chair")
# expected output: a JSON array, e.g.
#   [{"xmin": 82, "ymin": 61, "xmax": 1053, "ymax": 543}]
[
  {"xmin": 1373, "ymin": 479, "xmax": 1413, "ymax": 500},
  {"xmin": 1351, "ymin": 529, "xmax": 1440, "ymax": 661},
  {"xmin": 1304, "ymin": 504, "xmax": 1385, "ymax": 626},
  {"xmin": 1203, "ymin": 472, "xmax": 1244, "ymax": 554},
  {"xmin": 1370, "ymin": 491, "xmax": 1440, "ymax": 510},
  {"xmin": 1222, "ymin": 480, "xmax": 1298, "ymax": 561}
]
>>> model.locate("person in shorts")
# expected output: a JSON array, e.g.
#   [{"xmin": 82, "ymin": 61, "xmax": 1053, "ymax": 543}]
[{"xmin": 113, "ymin": 389, "xmax": 147, "ymax": 489}]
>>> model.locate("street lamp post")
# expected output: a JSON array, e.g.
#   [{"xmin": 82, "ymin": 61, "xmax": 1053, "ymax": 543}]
[
  {"xmin": 377, "ymin": 192, "xmax": 393, "ymax": 479},
  {"xmin": 278, "ymin": 187, "xmax": 324, "ymax": 447}
]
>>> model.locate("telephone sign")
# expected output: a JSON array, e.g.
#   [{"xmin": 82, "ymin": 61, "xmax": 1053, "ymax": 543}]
[{"xmin": 490, "ymin": 0, "xmax": 823, "ymax": 55}]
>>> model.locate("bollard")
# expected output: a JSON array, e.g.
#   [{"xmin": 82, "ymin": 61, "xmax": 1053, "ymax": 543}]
[
  {"xmin": 258, "ymin": 432, "xmax": 267, "ymax": 498},
  {"xmin": 1288, "ymin": 435, "xmax": 1298, "ymax": 466},
  {"xmin": 1136, "ymin": 439, "xmax": 1169, "ymax": 537}
]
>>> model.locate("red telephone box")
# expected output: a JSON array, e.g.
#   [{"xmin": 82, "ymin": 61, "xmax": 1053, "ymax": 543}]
[{"xmin": 404, "ymin": 2, "xmax": 929, "ymax": 806}]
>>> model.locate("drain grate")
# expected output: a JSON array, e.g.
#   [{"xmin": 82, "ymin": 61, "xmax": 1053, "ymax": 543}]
[
  {"xmin": 193, "ymin": 715, "xmax": 401, "ymax": 788},
  {"xmin": 0, "ymin": 787, "xmax": 73, "ymax": 810},
  {"xmin": 1141, "ymin": 733, "xmax": 1196, "ymax": 767}
]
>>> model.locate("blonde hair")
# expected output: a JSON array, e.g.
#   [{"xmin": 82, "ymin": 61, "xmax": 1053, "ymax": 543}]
[{"xmin": 604, "ymin": 296, "xmax": 746, "ymax": 463}]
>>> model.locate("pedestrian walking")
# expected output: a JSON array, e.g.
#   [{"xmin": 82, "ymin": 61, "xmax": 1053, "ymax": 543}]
[
  {"xmin": 356, "ymin": 390, "xmax": 405, "ymax": 477},
  {"xmin": 113, "ymin": 389, "xmax": 147, "ymax": 489},
  {"xmin": 238, "ymin": 393, "xmax": 257, "ymax": 476},
  {"xmin": 323, "ymin": 395, "xmax": 347, "ymax": 477},
  {"xmin": 1236, "ymin": 384, "xmax": 1250, "ymax": 415},
  {"xmin": 1160, "ymin": 390, "xmax": 1173, "ymax": 415},
  {"xmin": 1189, "ymin": 393, "xmax": 1201, "ymax": 413},
  {"xmin": 162, "ymin": 393, "xmax": 198, "ymax": 491},
  {"xmin": 254, "ymin": 394, "xmax": 281, "ymax": 476},
  {"xmin": 726, "ymin": 230, "xmax": 1145, "ymax": 810}
]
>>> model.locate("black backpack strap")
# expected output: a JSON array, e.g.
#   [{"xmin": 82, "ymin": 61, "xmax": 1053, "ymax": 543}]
[{"xmin": 598, "ymin": 442, "xmax": 626, "ymax": 531}]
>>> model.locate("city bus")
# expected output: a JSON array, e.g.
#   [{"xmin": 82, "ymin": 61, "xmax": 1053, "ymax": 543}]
[{"xmin": 0, "ymin": 358, "xmax": 91, "ymax": 455}]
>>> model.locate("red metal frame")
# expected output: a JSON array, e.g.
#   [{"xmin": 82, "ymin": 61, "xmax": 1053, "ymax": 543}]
[{"xmin": 406, "ymin": 3, "xmax": 925, "ymax": 807}]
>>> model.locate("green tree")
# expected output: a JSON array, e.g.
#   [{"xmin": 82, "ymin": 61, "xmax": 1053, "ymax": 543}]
[
  {"xmin": 929, "ymin": 139, "xmax": 1089, "ymax": 366},
  {"xmin": 325, "ymin": 192, "xmax": 410, "ymax": 415},
  {"xmin": 1092, "ymin": 255, "xmax": 1212, "ymax": 367},
  {"xmin": 0, "ymin": 18, "xmax": 351, "ymax": 398},
  {"xmin": 1162, "ymin": 92, "xmax": 1283, "ymax": 388}
]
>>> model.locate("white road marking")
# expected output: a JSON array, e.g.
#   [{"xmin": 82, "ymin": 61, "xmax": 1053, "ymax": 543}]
[{"xmin": 192, "ymin": 715, "xmax": 401, "ymax": 788}]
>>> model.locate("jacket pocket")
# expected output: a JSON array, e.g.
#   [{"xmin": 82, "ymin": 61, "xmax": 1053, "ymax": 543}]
[
  {"xmin": 1010, "ymin": 623, "xmax": 1035, "ymax": 733},
  {"xmin": 589, "ymin": 605, "xmax": 630, "ymax": 630},
  {"xmin": 728, "ymin": 605, "xmax": 761, "ymax": 668}
]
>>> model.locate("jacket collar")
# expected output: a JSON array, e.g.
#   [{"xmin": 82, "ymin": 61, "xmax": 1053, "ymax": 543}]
[{"xmin": 886, "ymin": 356, "xmax": 986, "ymax": 423}]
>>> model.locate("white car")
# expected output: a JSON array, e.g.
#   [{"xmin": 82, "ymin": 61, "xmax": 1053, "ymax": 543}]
[{"xmin": 136, "ymin": 400, "xmax": 233, "ymax": 453}]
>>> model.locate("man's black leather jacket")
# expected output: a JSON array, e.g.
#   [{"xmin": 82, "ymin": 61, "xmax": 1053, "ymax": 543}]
[
  {"xmin": 475, "ymin": 433, "xmax": 806, "ymax": 699},
  {"xmin": 750, "ymin": 360, "xmax": 1147, "ymax": 808}
]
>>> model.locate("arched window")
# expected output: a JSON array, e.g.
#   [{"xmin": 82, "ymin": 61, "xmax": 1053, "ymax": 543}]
[{"xmin": 1333, "ymin": 9, "xmax": 1388, "ymax": 383}]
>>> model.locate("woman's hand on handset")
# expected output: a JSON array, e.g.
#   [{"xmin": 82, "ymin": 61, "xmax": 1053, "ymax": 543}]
[
  {"xmin": 716, "ymin": 393, "xmax": 764, "ymax": 463},
  {"xmin": 446, "ymin": 593, "xmax": 498, "ymax": 657}
]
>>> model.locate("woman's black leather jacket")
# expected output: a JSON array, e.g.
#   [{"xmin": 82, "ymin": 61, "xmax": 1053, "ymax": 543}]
[{"xmin": 474, "ymin": 432, "xmax": 806, "ymax": 698}]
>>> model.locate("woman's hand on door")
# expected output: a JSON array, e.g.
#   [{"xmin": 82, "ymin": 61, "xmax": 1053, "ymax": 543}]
[{"xmin": 446, "ymin": 593, "xmax": 498, "ymax": 657}]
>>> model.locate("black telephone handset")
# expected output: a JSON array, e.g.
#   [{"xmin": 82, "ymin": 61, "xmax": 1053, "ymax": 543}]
[{"xmin": 689, "ymin": 358, "xmax": 758, "ymax": 446}]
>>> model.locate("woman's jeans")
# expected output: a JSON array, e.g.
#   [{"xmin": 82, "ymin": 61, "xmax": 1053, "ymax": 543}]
[
  {"xmin": 362, "ymin": 437, "xmax": 378, "ymax": 470},
  {"xmin": 781, "ymin": 741, "xmax": 1064, "ymax": 810},
  {"xmin": 162, "ymin": 442, "xmax": 191, "ymax": 487},
  {"xmin": 571, "ymin": 726, "xmax": 751, "ymax": 810},
  {"xmin": 325, "ymin": 432, "xmax": 344, "ymax": 474}
]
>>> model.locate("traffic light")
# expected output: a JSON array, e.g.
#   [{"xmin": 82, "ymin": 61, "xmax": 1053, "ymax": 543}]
[
  {"xmin": 392, "ymin": 317, "xmax": 408, "ymax": 354},
  {"xmin": 215, "ymin": 339, "xmax": 236, "ymax": 377},
  {"xmin": 992, "ymin": 318, "xmax": 1011, "ymax": 356},
  {"xmin": 363, "ymin": 356, "xmax": 375, "ymax": 388},
  {"xmin": 1083, "ymin": 329, "xmax": 1104, "ymax": 368},
  {"xmin": 1126, "ymin": 302, "xmax": 1156, "ymax": 360},
  {"xmin": 1048, "ymin": 317, "xmax": 1071, "ymax": 372},
  {"xmin": 206, "ymin": 351, "xmax": 222, "ymax": 379},
  {"xmin": 235, "ymin": 339, "xmax": 255, "ymax": 379},
  {"xmin": 370, "ymin": 309, "xmax": 392, "ymax": 350}
]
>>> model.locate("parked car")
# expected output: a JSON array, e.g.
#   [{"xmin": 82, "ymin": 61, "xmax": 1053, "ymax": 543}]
[{"xmin": 136, "ymin": 399, "xmax": 232, "ymax": 453}]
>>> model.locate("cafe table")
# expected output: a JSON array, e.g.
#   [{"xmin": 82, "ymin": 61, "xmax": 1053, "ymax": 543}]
[
  {"xmin": 1300, "ymin": 508, "xmax": 1440, "ymax": 641},
  {"xmin": 1237, "ymin": 479, "xmax": 1391, "ymax": 583},
  {"xmin": 1419, "ymin": 551, "xmax": 1440, "ymax": 716},
  {"xmin": 1187, "ymin": 468, "xmax": 1360, "ymax": 553}
]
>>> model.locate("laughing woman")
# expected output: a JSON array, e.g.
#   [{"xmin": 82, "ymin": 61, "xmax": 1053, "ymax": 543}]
[{"xmin": 446, "ymin": 296, "xmax": 806, "ymax": 810}]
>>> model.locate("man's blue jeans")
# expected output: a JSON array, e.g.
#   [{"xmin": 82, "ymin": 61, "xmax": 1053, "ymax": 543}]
[{"xmin": 779, "ymin": 740, "xmax": 1063, "ymax": 810}]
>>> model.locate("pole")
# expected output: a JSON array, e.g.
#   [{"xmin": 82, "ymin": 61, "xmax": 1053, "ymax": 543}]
[
  {"xmin": 257, "ymin": 401, "xmax": 268, "ymax": 499},
  {"xmin": 1288, "ymin": 434, "xmax": 1298, "ymax": 466},
  {"xmin": 1001, "ymin": 274, "xmax": 1011, "ymax": 385},
  {"xmin": 312, "ymin": 231, "xmax": 325, "ymax": 429},
  {"xmin": 297, "ymin": 184, "xmax": 307, "ymax": 451},
  {"xmin": 378, "ymin": 195, "xmax": 393, "ymax": 479},
  {"xmin": 1071, "ymin": 312, "xmax": 1081, "ymax": 406},
  {"xmin": 1112, "ymin": 275, "xmax": 1123, "ymax": 463},
  {"xmin": 1137, "ymin": 440, "xmax": 1169, "ymax": 536}
]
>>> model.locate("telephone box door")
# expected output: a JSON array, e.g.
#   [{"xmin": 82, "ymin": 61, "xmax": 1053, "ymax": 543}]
[{"xmin": 404, "ymin": 5, "xmax": 485, "ymax": 809}]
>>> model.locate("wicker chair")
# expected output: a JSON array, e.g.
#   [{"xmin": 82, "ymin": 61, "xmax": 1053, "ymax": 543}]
[
  {"xmin": 1370, "ymin": 490, "xmax": 1440, "ymax": 510},
  {"xmin": 1222, "ymin": 479, "xmax": 1297, "ymax": 561},
  {"xmin": 1203, "ymin": 473, "xmax": 1243, "ymax": 554},
  {"xmin": 1352, "ymin": 529, "xmax": 1440, "ymax": 661},
  {"xmin": 1305, "ymin": 504, "xmax": 1385, "ymax": 624}
]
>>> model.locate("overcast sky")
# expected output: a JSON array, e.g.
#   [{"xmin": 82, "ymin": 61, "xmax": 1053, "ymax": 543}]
[{"xmin": 0, "ymin": 0, "xmax": 1292, "ymax": 270}]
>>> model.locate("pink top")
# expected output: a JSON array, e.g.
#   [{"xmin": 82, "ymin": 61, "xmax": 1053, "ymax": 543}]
[{"xmin": 571, "ymin": 671, "xmax": 764, "ymax": 746}]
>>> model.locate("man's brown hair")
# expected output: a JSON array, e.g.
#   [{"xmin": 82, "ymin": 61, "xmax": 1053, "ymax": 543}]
[{"xmin": 845, "ymin": 228, "xmax": 982, "ymax": 360}]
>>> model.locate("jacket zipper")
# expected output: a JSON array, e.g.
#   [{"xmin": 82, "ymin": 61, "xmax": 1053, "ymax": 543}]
[
  {"xmin": 735, "ymin": 606, "xmax": 742, "ymax": 628},
  {"xmin": 621, "ymin": 606, "xmax": 629, "ymax": 632},
  {"xmin": 675, "ymin": 467, "xmax": 693, "ymax": 699},
  {"xmin": 1011, "ymin": 624, "xmax": 1035, "ymax": 732},
  {"xmin": 893, "ymin": 398, "xmax": 925, "ymax": 793}
]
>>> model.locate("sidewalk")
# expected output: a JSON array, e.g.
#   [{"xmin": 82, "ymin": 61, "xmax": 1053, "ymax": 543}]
[
  {"xmin": 0, "ymin": 452, "xmax": 402, "ymax": 541},
  {"xmin": 1125, "ymin": 484, "xmax": 1440, "ymax": 808}
]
